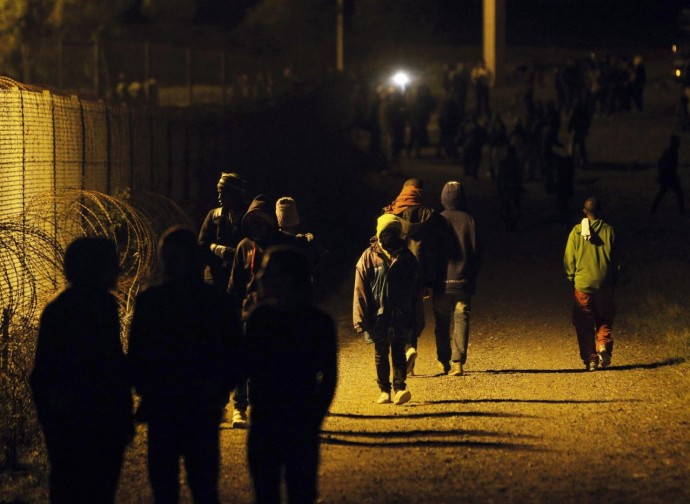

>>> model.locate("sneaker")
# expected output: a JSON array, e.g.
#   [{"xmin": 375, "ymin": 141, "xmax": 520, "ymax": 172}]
[
  {"xmin": 231, "ymin": 409, "xmax": 248, "ymax": 429},
  {"xmin": 598, "ymin": 346, "xmax": 611, "ymax": 368},
  {"xmin": 448, "ymin": 362, "xmax": 464, "ymax": 376},
  {"xmin": 586, "ymin": 358, "xmax": 599, "ymax": 372},
  {"xmin": 436, "ymin": 361, "xmax": 450, "ymax": 375},
  {"xmin": 376, "ymin": 392, "xmax": 392, "ymax": 404},
  {"xmin": 393, "ymin": 389, "xmax": 411, "ymax": 405},
  {"xmin": 406, "ymin": 347, "xmax": 417, "ymax": 375}
]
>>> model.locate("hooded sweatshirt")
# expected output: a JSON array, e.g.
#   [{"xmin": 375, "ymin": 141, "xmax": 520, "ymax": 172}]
[
  {"xmin": 352, "ymin": 215, "xmax": 418, "ymax": 341},
  {"xmin": 430, "ymin": 181, "xmax": 480, "ymax": 294},
  {"xmin": 228, "ymin": 196, "xmax": 295, "ymax": 319},
  {"xmin": 564, "ymin": 218, "xmax": 617, "ymax": 293},
  {"xmin": 382, "ymin": 185, "xmax": 436, "ymax": 264}
]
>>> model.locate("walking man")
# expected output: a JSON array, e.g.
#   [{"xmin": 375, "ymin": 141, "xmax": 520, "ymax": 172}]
[
  {"xmin": 651, "ymin": 134, "xmax": 684, "ymax": 214},
  {"xmin": 564, "ymin": 197, "xmax": 619, "ymax": 371},
  {"xmin": 353, "ymin": 214, "xmax": 418, "ymax": 405},
  {"xmin": 428, "ymin": 181, "xmax": 481, "ymax": 376}
]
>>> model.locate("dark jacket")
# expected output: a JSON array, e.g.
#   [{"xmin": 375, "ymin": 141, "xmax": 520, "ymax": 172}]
[
  {"xmin": 430, "ymin": 182, "xmax": 481, "ymax": 294},
  {"xmin": 128, "ymin": 281, "xmax": 243, "ymax": 413},
  {"xmin": 198, "ymin": 206, "xmax": 245, "ymax": 288},
  {"xmin": 31, "ymin": 287, "xmax": 133, "ymax": 438},
  {"xmin": 353, "ymin": 238, "xmax": 419, "ymax": 342},
  {"xmin": 245, "ymin": 304, "xmax": 337, "ymax": 426},
  {"xmin": 228, "ymin": 196, "xmax": 296, "ymax": 319}
]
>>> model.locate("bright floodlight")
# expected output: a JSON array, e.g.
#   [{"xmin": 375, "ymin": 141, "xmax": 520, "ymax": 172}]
[{"xmin": 391, "ymin": 71, "xmax": 410, "ymax": 90}]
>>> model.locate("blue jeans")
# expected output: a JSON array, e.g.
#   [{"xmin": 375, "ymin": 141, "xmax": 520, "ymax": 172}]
[{"xmin": 433, "ymin": 292, "xmax": 472, "ymax": 364}]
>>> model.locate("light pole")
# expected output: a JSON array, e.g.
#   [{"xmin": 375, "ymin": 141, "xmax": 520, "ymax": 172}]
[{"xmin": 483, "ymin": 0, "xmax": 506, "ymax": 83}]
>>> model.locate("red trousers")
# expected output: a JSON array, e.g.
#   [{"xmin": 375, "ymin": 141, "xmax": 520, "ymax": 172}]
[{"xmin": 572, "ymin": 288, "xmax": 615, "ymax": 365}]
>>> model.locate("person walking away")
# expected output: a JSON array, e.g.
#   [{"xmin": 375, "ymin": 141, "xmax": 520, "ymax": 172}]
[
  {"xmin": 228, "ymin": 195, "xmax": 296, "ymax": 428},
  {"xmin": 651, "ymin": 134, "xmax": 685, "ymax": 214},
  {"xmin": 470, "ymin": 59, "xmax": 493, "ymax": 118},
  {"xmin": 128, "ymin": 227, "xmax": 244, "ymax": 504},
  {"xmin": 496, "ymin": 145, "xmax": 523, "ymax": 231},
  {"xmin": 568, "ymin": 100, "xmax": 591, "ymax": 168},
  {"xmin": 382, "ymin": 179, "xmax": 436, "ymax": 375},
  {"xmin": 630, "ymin": 55, "xmax": 647, "ymax": 112},
  {"xmin": 31, "ymin": 237, "xmax": 133, "ymax": 504},
  {"xmin": 245, "ymin": 246, "xmax": 337, "ymax": 504},
  {"xmin": 436, "ymin": 91, "xmax": 461, "ymax": 160},
  {"xmin": 406, "ymin": 83, "xmax": 436, "ymax": 158},
  {"xmin": 564, "ymin": 197, "xmax": 619, "ymax": 371},
  {"xmin": 276, "ymin": 196, "xmax": 329, "ymax": 299},
  {"xmin": 198, "ymin": 172, "xmax": 249, "ymax": 289},
  {"xmin": 428, "ymin": 182, "xmax": 481, "ymax": 376},
  {"xmin": 353, "ymin": 214, "xmax": 418, "ymax": 405}
]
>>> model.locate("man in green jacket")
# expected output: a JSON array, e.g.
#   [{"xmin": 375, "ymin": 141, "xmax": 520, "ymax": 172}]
[{"xmin": 564, "ymin": 196, "xmax": 619, "ymax": 371}]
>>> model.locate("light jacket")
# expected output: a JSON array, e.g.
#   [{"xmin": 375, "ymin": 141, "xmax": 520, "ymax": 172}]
[{"xmin": 564, "ymin": 218, "xmax": 618, "ymax": 293}]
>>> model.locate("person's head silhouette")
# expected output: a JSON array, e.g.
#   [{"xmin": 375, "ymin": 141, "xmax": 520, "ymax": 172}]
[
  {"xmin": 158, "ymin": 226, "xmax": 203, "ymax": 284},
  {"xmin": 63, "ymin": 237, "xmax": 119, "ymax": 291},
  {"xmin": 256, "ymin": 245, "xmax": 313, "ymax": 308}
]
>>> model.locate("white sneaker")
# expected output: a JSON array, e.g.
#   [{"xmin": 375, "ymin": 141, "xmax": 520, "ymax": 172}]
[
  {"xmin": 598, "ymin": 346, "xmax": 611, "ymax": 368},
  {"xmin": 448, "ymin": 362, "xmax": 464, "ymax": 376},
  {"xmin": 231, "ymin": 409, "xmax": 248, "ymax": 428},
  {"xmin": 376, "ymin": 392, "xmax": 392, "ymax": 404},
  {"xmin": 405, "ymin": 347, "xmax": 417, "ymax": 375},
  {"xmin": 393, "ymin": 389, "xmax": 411, "ymax": 405}
]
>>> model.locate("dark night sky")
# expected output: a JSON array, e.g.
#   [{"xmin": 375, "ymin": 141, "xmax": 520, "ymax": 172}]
[{"xmin": 191, "ymin": 0, "xmax": 690, "ymax": 49}]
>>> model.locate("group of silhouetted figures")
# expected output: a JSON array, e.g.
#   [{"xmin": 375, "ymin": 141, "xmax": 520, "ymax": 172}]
[{"xmin": 31, "ymin": 222, "xmax": 336, "ymax": 503}]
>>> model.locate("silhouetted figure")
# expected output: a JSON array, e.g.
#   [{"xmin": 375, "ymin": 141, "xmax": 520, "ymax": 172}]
[
  {"xmin": 463, "ymin": 116, "xmax": 488, "ymax": 180},
  {"xmin": 246, "ymin": 246, "xmax": 337, "ymax": 504},
  {"xmin": 651, "ymin": 134, "xmax": 685, "ymax": 214},
  {"xmin": 275, "ymin": 196, "xmax": 329, "ymax": 299},
  {"xmin": 31, "ymin": 237, "xmax": 133, "ymax": 504},
  {"xmin": 678, "ymin": 95, "xmax": 690, "ymax": 131},
  {"xmin": 227, "ymin": 196, "xmax": 296, "ymax": 428},
  {"xmin": 450, "ymin": 61, "xmax": 469, "ymax": 118},
  {"xmin": 198, "ymin": 172, "xmax": 249, "ymax": 290},
  {"xmin": 631, "ymin": 55, "xmax": 647, "ymax": 112},
  {"xmin": 436, "ymin": 91, "xmax": 461, "ymax": 160},
  {"xmin": 428, "ymin": 182, "xmax": 481, "ymax": 376},
  {"xmin": 564, "ymin": 197, "xmax": 619, "ymax": 371},
  {"xmin": 496, "ymin": 145, "xmax": 523, "ymax": 230},
  {"xmin": 382, "ymin": 179, "xmax": 436, "ymax": 375},
  {"xmin": 554, "ymin": 148, "xmax": 576, "ymax": 225},
  {"xmin": 353, "ymin": 214, "xmax": 418, "ymax": 405},
  {"xmin": 568, "ymin": 100, "xmax": 591, "ymax": 167},
  {"xmin": 470, "ymin": 59, "xmax": 493, "ymax": 117},
  {"xmin": 129, "ymin": 227, "xmax": 243, "ymax": 504},
  {"xmin": 381, "ymin": 87, "xmax": 408, "ymax": 167},
  {"xmin": 406, "ymin": 83, "xmax": 436, "ymax": 158}
]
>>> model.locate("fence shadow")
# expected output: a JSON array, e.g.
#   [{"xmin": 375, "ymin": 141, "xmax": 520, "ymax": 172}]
[{"xmin": 327, "ymin": 410, "xmax": 529, "ymax": 420}]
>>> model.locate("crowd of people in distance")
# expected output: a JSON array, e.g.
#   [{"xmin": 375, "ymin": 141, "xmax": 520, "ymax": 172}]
[{"xmin": 349, "ymin": 52, "xmax": 660, "ymax": 229}]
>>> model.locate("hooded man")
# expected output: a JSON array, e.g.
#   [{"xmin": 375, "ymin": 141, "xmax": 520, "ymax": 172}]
[
  {"xmin": 198, "ymin": 172, "xmax": 249, "ymax": 289},
  {"xmin": 353, "ymin": 214, "xmax": 419, "ymax": 405},
  {"xmin": 564, "ymin": 196, "xmax": 619, "ymax": 371},
  {"xmin": 428, "ymin": 181, "xmax": 481, "ymax": 376},
  {"xmin": 382, "ymin": 178, "xmax": 436, "ymax": 375},
  {"xmin": 226, "ymin": 195, "xmax": 296, "ymax": 427}
]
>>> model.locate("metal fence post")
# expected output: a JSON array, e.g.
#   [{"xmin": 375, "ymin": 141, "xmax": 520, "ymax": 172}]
[
  {"xmin": 220, "ymin": 51, "xmax": 227, "ymax": 105},
  {"xmin": 93, "ymin": 36, "xmax": 101, "ymax": 98},
  {"xmin": 186, "ymin": 47, "xmax": 193, "ymax": 106}
]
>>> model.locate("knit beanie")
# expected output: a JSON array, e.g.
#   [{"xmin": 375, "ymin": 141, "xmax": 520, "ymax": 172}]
[
  {"xmin": 276, "ymin": 197, "xmax": 300, "ymax": 229},
  {"xmin": 217, "ymin": 172, "xmax": 248, "ymax": 194},
  {"xmin": 376, "ymin": 214, "xmax": 403, "ymax": 240}
]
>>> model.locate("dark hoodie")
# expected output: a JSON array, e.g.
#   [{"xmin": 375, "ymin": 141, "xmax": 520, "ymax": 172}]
[
  {"xmin": 227, "ymin": 196, "xmax": 295, "ymax": 319},
  {"xmin": 430, "ymin": 181, "xmax": 481, "ymax": 294}
]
